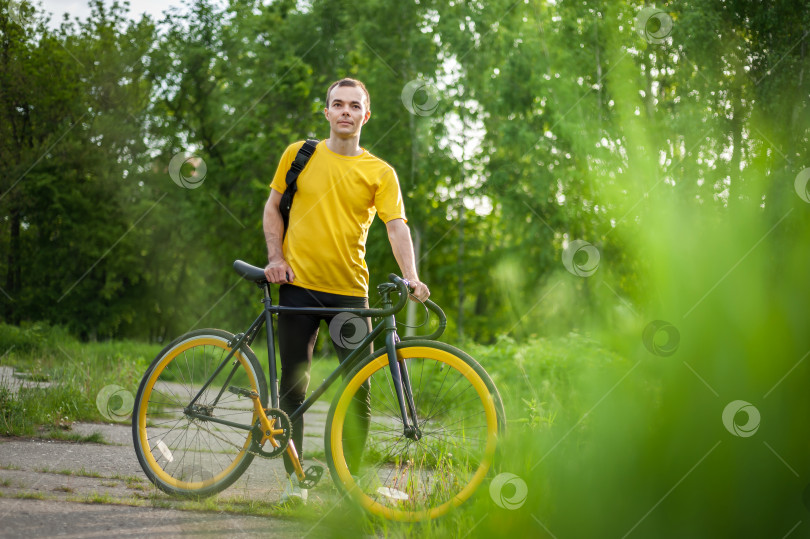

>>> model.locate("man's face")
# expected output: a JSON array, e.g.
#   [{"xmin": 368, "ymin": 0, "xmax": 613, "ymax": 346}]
[{"xmin": 324, "ymin": 85, "xmax": 371, "ymax": 139}]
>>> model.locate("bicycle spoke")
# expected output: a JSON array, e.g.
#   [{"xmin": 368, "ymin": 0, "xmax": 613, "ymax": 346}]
[
  {"xmin": 422, "ymin": 368, "xmax": 465, "ymax": 424},
  {"xmin": 422, "ymin": 382, "xmax": 476, "ymax": 421}
]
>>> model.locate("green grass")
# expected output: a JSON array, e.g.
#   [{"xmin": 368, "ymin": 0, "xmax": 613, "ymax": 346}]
[
  {"xmin": 0, "ymin": 323, "xmax": 160, "ymax": 435},
  {"xmin": 37, "ymin": 467, "xmax": 105, "ymax": 479},
  {"xmin": 40, "ymin": 430, "xmax": 107, "ymax": 444},
  {"xmin": 0, "ymin": 321, "xmax": 354, "ymax": 438},
  {"xmin": 112, "ymin": 473, "xmax": 145, "ymax": 484},
  {"xmin": 85, "ymin": 492, "xmax": 117, "ymax": 504},
  {"xmin": 12, "ymin": 492, "xmax": 46, "ymax": 500}
]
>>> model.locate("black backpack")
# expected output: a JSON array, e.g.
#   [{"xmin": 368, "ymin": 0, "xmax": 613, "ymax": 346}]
[{"xmin": 279, "ymin": 139, "xmax": 319, "ymax": 237}]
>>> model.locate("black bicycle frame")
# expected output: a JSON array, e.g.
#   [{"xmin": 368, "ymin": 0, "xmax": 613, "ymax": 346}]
[{"xmin": 185, "ymin": 276, "xmax": 430, "ymax": 437}]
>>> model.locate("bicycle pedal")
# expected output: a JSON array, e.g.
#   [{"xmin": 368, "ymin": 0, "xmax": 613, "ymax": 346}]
[
  {"xmin": 228, "ymin": 386, "xmax": 258, "ymax": 398},
  {"xmin": 299, "ymin": 465, "xmax": 324, "ymax": 489}
]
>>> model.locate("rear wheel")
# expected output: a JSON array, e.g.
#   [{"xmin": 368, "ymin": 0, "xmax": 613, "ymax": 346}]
[
  {"xmin": 132, "ymin": 329, "xmax": 267, "ymax": 497},
  {"xmin": 325, "ymin": 341, "xmax": 505, "ymax": 521}
]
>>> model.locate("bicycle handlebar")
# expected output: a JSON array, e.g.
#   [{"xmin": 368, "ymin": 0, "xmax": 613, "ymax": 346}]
[
  {"xmin": 400, "ymin": 298, "xmax": 447, "ymax": 341},
  {"xmin": 271, "ymin": 274, "xmax": 445, "ymax": 338},
  {"xmin": 387, "ymin": 273, "xmax": 447, "ymax": 340},
  {"xmin": 233, "ymin": 260, "xmax": 444, "ymax": 338},
  {"xmin": 266, "ymin": 273, "xmax": 409, "ymax": 318}
]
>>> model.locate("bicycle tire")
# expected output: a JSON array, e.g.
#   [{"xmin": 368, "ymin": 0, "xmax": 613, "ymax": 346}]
[
  {"xmin": 324, "ymin": 340, "xmax": 505, "ymax": 521},
  {"xmin": 132, "ymin": 329, "xmax": 268, "ymax": 498}
]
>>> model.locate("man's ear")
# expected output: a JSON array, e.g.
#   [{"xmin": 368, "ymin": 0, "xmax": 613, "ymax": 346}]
[
  {"xmin": 362, "ymin": 109, "xmax": 371, "ymax": 125},
  {"xmin": 323, "ymin": 107, "xmax": 330, "ymax": 120}
]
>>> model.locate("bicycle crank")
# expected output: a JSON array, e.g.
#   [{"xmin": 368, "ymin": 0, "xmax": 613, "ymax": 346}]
[
  {"xmin": 249, "ymin": 408, "xmax": 292, "ymax": 458},
  {"xmin": 228, "ymin": 386, "xmax": 292, "ymax": 458}
]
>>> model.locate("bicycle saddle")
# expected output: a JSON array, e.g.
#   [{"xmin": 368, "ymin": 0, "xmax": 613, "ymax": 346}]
[{"xmin": 233, "ymin": 260, "xmax": 268, "ymax": 283}]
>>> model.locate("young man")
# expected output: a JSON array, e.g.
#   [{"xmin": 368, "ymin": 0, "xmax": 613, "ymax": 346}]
[{"xmin": 262, "ymin": 78, "xmax": 429, "ymax": 504}]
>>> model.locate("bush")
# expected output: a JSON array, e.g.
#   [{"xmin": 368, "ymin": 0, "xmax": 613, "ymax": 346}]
[{"xmin": 0, "ymin": 322, "xmax": 75, "ymax": 355}]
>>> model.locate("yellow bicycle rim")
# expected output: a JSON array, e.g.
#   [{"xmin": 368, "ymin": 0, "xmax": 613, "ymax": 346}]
[
  {"xmin": 137, "ymin": 336, "xmax": 258, "ymax": 491},
  {"xmin": 330, "ymin": 346, "xmax": 499, "ymax": 521}
]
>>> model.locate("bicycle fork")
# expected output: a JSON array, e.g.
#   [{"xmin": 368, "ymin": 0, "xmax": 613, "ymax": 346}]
[{"xmin": 382, "ymin": 313, "xmax": 422, "ymax": 440}]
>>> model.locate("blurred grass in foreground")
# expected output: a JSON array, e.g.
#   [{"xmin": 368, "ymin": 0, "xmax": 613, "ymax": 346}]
[
  {"xmin": 317, "ymin": 213, "xmax": 807, "ymax": 539},
  {"xmin": 424, "ymin": 187, "xmax": 807, "ymax": 538}
]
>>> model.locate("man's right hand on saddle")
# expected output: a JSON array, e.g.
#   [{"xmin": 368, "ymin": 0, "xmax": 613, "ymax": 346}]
[{"xmin": 264, "ymin": 258, "xmax": 295, "ymax": 284}]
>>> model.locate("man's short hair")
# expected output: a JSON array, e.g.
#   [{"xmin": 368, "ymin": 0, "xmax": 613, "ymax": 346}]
[{"xmin": 326, "ymin": 78, "xmax": 370, "ymax": 110}]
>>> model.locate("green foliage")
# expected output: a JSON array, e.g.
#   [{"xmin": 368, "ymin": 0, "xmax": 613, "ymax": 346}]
[
  {"xmin": 0, "ymin": 321, "xmax": 73, "ymax": 353},
  {"xmin": 1, "ymin": 0, "xmax": 808, "ymax": 344},
  {"xmin": 0, "ymin": 0, "xmax": 159, "ymax": 338}
]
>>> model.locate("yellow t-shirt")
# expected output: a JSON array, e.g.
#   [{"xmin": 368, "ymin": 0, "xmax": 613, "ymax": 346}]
[{"xmin": 270, "ymin": 140, "xmax": 406, "ymax": 297}]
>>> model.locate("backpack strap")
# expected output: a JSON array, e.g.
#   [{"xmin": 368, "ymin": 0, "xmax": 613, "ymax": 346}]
[{"xmin": 280, "ymin": 139, "xmax": 319, "ymax": 236}]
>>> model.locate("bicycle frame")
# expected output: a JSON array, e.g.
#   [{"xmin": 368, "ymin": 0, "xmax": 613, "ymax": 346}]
[{"xmin": 183, "ymin": 275, "xmax": 443, "ymax": 444}]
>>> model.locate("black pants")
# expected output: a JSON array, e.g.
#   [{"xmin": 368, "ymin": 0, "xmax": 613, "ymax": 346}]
[{"xmin": 278, "ymin": 284, "xmax": 372, "ymax": 476}]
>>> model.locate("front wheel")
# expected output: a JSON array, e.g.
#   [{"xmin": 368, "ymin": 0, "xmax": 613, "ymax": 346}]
[
  {"xmin": 132, "ymin": 329, "xmax": 267, "ymax": 498},
  {"xmin": 325, "ymin": 341, "xmax": 505, "ymax": 521}
]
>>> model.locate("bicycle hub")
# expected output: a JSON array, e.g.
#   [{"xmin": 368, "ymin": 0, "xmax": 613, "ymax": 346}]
[{"xmin": 403, "ymin": 425, "xmax": 422, "ymax": 441}]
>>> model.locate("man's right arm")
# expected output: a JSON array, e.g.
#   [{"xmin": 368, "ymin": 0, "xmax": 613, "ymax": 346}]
[{"xmin": 263, "ymin": 189, "xmax": 295, "ymax": 283}]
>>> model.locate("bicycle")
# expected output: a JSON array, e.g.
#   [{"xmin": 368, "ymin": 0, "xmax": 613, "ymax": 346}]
[{"xmin": 132, "ymin": 260, "xmax": 506, "ymax": 522}]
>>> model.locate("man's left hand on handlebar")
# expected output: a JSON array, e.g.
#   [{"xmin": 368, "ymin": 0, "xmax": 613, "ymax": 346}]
[{"xmin": 407, "ymin": 279, "xmax": 430, "ymax": 302}]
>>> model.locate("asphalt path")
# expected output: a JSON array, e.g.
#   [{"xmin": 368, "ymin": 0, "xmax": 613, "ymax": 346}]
[
  {"xmin": 0, "ymin": 401, "xmax": 340, "ymax": 539},
  {"xmin": 0, "ymin": 498, "xmax": 308, "ymax": 538}
]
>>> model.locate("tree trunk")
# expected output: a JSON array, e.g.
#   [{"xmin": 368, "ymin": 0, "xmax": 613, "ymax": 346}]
[
  {"xmin": 4, "ymin": 206, "xmax": 20, "ymax": 323},
  {"xmin": 728, "ymin": 85, "xmax": 743, "ymax": 208},
  {"xmin": 405, "ymin": 93, "xmax": 420, "ymax": 337},
  {"xmin": 594, "ymin": 16, "xmax": 602, "ymax": 116}
]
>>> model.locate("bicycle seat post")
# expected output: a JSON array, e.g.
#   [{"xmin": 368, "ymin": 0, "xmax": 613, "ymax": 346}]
[{"xmin": 261, "ymin": 282, "xmax": 279, "ymax": 408}]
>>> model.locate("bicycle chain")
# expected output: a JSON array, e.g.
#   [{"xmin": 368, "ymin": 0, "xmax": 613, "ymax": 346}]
[
  {"xmin": 193, "ymin": 415, "xmax": 325, "ymax": 489},
  {"xmin": 189, "ymin": 408, "xmax": 292, "ymax": 459}
]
